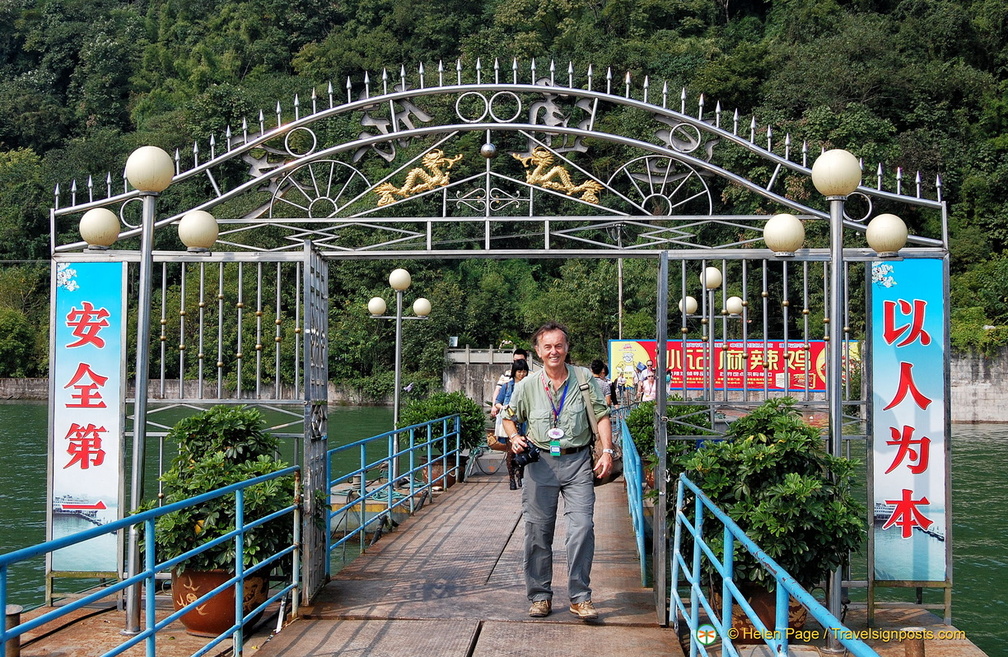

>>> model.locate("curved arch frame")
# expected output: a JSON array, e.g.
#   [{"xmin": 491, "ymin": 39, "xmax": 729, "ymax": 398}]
[{"xmin": 51, "ymin": 68, "xmax": 947, "ymax": 258}]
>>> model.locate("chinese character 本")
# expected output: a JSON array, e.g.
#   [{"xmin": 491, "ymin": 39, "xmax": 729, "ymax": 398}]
[{"xmin": 882, "ymin": 489, "xmax": 934, "ymax": 539}]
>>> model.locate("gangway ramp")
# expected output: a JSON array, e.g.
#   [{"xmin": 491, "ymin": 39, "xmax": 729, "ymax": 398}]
[{"xmin": 252, "ymin": 465, "xmax": 683, "ymax": 656}]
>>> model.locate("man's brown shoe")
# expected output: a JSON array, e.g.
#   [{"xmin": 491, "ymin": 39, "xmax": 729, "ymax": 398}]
[
  {"xmin": 569, "ymin": 600, "xmax": 599, "ymax": 621},
  {"xmin": 528, "ymin": 599, "xmax": 552, "ymax": 617}
]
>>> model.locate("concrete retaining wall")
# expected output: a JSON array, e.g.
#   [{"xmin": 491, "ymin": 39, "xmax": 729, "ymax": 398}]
[{"xmin": 950, "ymin": 348, "xmax": 1008, "ymax": 423}]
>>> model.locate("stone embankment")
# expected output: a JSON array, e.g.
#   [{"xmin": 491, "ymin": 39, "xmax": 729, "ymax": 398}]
[{"xmin": 5, "ymin": 348, "xmax": 1003, "ymax": 423}]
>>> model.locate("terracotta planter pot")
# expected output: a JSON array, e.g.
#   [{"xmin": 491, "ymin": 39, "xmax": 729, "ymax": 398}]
[
  {"xmin": 172, "ymin": 569, "xmax": 268, "ymax": 637},
  {"xmin": 711, "ymin": 582, "xmax": 808, "ymax": 644},
  {"xmin": 643, "ymin": 465, "xmax": 656, "ymax": 490},
  {"xmin": 423, "ymin": 458, "xmax": 459, "ymax": 488}
]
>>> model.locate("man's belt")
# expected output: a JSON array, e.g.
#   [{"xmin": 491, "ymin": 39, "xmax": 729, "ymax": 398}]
[{"xmin": 542, "ymin": 444, "xmax": 590, "ymax": 456}]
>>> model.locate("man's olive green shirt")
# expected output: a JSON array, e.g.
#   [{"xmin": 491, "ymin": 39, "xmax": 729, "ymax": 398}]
[{"xmin": 504, "ymin": 364, "xmax": 609, "ymax": 450}]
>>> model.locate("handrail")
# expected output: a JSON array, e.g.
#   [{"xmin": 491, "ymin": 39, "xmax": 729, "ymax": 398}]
[
  {"xmin": 671, "ymin": 473, "xmax": 878, "ymax": 657},
  {"xmin": 0, "ymin": 466, "xmax": 301, "ymax": 657},
  {"xmin": 325, "ymin": 414, "xmax": 461, "ymax": 573},
  {"xmin": 618, "ymin": 416, "xmax": 648, "ymax": 586}
]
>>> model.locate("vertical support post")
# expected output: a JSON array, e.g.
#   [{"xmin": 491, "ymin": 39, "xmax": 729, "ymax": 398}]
[
  {"xmin": 391, "ymin": 288, "xmax": 404, "ymax": 482},
  {"xmin": 125, "ymin": 190, "xmax": 157, "ymax": 634},
  {"xmin": 826, "ymin": 194, "xmax": 846, "ymax": 652},
  {"xmin": 653, "ymin": 251, "xmax": 669, "ymax": 625}
]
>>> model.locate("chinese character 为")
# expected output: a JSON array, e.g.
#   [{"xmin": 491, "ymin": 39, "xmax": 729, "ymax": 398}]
[
  {"xmin": 63, "ymin": 422, "xmax": 107, "ymax": 469},
  {"xmin": 883, "ymin": 299, "xmax": 931, "ymax": 348},
  {"xmin": 65, "ymin": 301, "xmax": 110, "ymax": 349},
  {"xmin": 64, "ymin": 362, "xmax": 108, "ymax": 408},
  {"xmin": 883, "ymin": 361, "xmax": 933, "ymax": 411},
  {"xmin": 885, "ymin": 425, "xmax": 931, "ymax": 474},
  {"xmin": 882, "ymin": 489, "xmax": 934, "ymax": 539}
]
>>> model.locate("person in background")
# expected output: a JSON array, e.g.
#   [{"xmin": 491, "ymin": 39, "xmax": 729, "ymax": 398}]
[
  {"xmin": 589, "ymin": 359, "xmax": 611, "ymax": 407},
  {"xmin": 491, "ymin": 348, "xmax": 529, "ymax": 414},
  {"xmin": 494, "ymin": 359, "xmax": 530, "ymax": 489},
  {"xmin": 638, "ymin": 372, "xmax": 657, "ymax": 402},
  {"xmin": 502, "ymin": 321, "xmax": 614, "ymax": 622}
]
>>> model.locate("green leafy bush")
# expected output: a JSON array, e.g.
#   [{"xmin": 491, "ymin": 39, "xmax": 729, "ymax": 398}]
[
  {"xmin": 950, "ymin": 306, "xmax": 1008, "ymax": 356},
  {"xmin": 400, "ymin": 390, "xmax": 485, "ymax": 452},
  {"xmin": 680, "ymin": 397, "xmax": 864, "ymax": 591},
  {"xmin": 152, "ymin": 406, "xmax": 293, "ymax": 573}
]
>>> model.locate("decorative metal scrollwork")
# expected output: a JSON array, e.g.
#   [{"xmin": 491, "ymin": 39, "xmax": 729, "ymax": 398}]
[
  {"xmin": 270, "ymin": 160, "xmax": 372, "ymax": 218},
  {"xmin": 608, "ymin": 155, "xmax": 713, "ymax": 216}
]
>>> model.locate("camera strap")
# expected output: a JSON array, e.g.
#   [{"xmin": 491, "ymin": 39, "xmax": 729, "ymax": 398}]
[{"xmin": 573, "ymin": 367, "xmax": 600, "ymax": 445}]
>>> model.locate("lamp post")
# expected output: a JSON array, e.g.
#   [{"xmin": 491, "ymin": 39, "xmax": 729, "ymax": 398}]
[
  {"xmin": 369, "ymin": 269, "xmax": 431, "ymax": 479},
  {"xmin": 700, "ymin": 266, "xmax": 722, "ymax": 400},
  {"xmin": 811, "ymin": 148, "xmax": 862, "ymax": 653},
  {"xmin": 121, "ymin": 145, "xmax": 175, "ymax": 634}
]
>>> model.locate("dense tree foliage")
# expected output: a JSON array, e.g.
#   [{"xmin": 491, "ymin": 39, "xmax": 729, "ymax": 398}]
[{"xmin": 2, "ymin": 0, "xmax": 1008, "ymax": 385}]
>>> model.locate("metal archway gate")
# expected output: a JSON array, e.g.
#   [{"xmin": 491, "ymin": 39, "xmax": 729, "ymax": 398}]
[{"xmin": 49, "ymin": 59, "xmax": 949, "ymax": 615}]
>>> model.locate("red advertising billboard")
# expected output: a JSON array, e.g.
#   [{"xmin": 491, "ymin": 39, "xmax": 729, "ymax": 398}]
[{"xmin": 609, "ymin": 339, "xmax": 858, "ymax": 393}]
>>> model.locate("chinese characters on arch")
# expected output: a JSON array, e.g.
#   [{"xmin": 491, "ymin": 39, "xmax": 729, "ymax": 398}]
[
  {"xmin": 871, "ymin": 259, "xmax": 949, "ymax": 583},
  {"xmin": 48, "ymin": 262, "xmax": 125, "ymax": 574}
]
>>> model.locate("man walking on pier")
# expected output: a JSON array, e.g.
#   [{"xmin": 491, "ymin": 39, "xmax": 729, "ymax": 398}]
[{"xmin": 501, "ymin": 321, "xmax": 615, "ymax": 621}]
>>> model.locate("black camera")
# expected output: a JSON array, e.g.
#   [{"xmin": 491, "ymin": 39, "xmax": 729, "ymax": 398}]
[{"xmin": 512, "ymin": 443, "xmax": 541, "ymax": 467}]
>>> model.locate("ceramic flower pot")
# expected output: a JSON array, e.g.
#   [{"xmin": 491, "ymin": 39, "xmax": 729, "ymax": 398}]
[{"xmin": 172, "ymin": 569, "xmax": 268, "ymax": 637}]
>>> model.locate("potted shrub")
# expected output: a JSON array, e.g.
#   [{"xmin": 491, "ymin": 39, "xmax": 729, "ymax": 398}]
[
  {"xmin": 678, "ymin": 397, "xmax": 865, "ymax": 634},
  {"xmin": 400, "ymin": 391, "xmax": 484, "ymax": 485},
  {"xmin": 152, "ymin": 405, "xmax": 294, "ymax": 636}
]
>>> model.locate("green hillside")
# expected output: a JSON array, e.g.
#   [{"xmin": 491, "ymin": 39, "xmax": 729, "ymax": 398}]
[{"xmin": 2, "ymin": 0, "xmax": 1007, "ymax": 382}]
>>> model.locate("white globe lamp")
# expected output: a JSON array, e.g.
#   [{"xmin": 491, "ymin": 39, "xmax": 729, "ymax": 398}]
[
  {"xmin": 389, "ymin": 268, "xmax": 412, "ymax": 291},
  {"xmin": 368, "ymin": 297, "xmax": 387, "ymax": 316},
  {"xmin": 678, "ymin": 296, "xmax": 698, "ymax": 315},
  {"xmin": 726, "ymin": 296, "xmax": 745, "ymax": 316},
  {"xmin": 866, "ymin": 213, "xmax": 908, "ymax": 257},
  {"xmin": 79, "ymin": 208, "xmax": 120, "ymax": 248},
  {"xmin": 177, "ymin": 210, "xmax": 218, "ymax": 251},
  {"xmin": 413, "ymin": 297, "xmax": 432, "ymax": 317},
  {"xmin": 811, "ymin": 149, "xmax": 862, "ymax": 197},
  {"xmin": 125, "ymin": 146, "xmax": 174, "ymax": 193},
  {"xmin": 701, "ymin": 266, "xmax": 722, "ymax": 290},
  {"xmin": 763, "ymin": 213, "xmax": 805, "ymax": 256}
]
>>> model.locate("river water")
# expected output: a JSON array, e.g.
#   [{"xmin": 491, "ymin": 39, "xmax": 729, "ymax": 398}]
[{"xmin": 0, "ymin": 401, "xmax": 1001, "ymax": 654}]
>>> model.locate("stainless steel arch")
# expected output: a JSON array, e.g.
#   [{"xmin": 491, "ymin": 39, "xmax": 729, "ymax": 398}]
[{"xmin": 51, "ymin": 61, "xmax": 947, "ymax": 259}]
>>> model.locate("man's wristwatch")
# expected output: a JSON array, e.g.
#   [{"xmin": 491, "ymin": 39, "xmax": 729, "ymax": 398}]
[{"xmin": 602, "ymin": 448, "xmax": 615, "ymax": 455}]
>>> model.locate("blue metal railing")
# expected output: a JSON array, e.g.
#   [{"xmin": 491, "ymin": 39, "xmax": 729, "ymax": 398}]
[
  {"xmin": 0, "ymin": 466, "xmax": 301, "ymax": 657},
  {"xmin": 618, "ymin": 417, "xmax": 648, "ymax": 586},
  {"xmin": 671, "ymin": 473, "xmax": 878, "ymax": 657},
  {"xmin": 325, "ymin": 415, "xmax": 461, "ymax": 572}
]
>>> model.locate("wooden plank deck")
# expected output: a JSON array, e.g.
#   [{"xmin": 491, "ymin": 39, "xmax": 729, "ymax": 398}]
[{"xmin": 249, "ymin": 457, "xmax": 684, "ymax": 657}]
